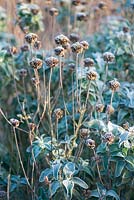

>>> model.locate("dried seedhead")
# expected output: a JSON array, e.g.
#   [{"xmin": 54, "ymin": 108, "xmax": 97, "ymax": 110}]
[
  {"xmin": 104, "ymin": 132, "xmax": 115, "ymax": 144},
  {"xmin": 45, "ymin": 56, "xmax": 59, "ymax": 68},
  {"xmin": 72, "ymin": 0, "xmax": 81, "ymax": 6},
  {"xmin": 80, "ymin": 128, "xmax": 89, "ymax": 139},
  {"xmin": 80, "ymin": 41, "xmax": 89, "ymax": 50},
  {"xmin": 10, "ymin": 118, "xmax": 20, "ymax": 127},
  {"xmin": 54, "ymin": 46, "xmax": 65, "ymax": 57},
  {"xmin": 96, "ymin": 104, "xmax": 104, "ymax": 113},
  {"xmin": 69, "ymin": 33, "xmax": 80, "ymax": 43},
  {"xmin": 20, "ymin": 44, "xmax": 29, "ymax": 52},
  {"xmin": 54, "ymin": 108, "xmax": 64, "ymax": 120},
  {"xmin": 19, "ymin": 68, "xmax": 27, "ymax": 77},
  {"xmin": 31, "ymin": 77, "xmax": 40, "ymax": 86},
  {"xmin": 122, "ymin": 122, "xmax": 129, "ymax": 130},
  {"xmin": 106, "ymin": 105, "xmax": 114, "ymax": 115},
  {"xmin": 25, "ymin": 33, "xmax": 38, "ymax": 45},
  {"xmin": 87, "ymin": 71, "xmax": 97, "ymax": 80},
  {"xmin": 103, "ymin": 52, "xmax": 115, "ymax": 63},
  {"xmin": 76, "ymin": 12, "xmax": 88, "ymax": 21},
  {"xmin": 30, "ymin": 58, "xmax": 43, "ymax": 70},
  {"xmin": 49, "ymin": 7, "xmax": 59, "ymax": 16},
  {"xmin": 84, "ymin": 58, "xmax": 94, "ymax": 67},
  {"xmin": 86, "ymin": 139, "xmax": 95, "ymax": 149},
  {"xmin": 109, "ymin": 80, "xmax": 120, "ymax": 92},
  {"xmin": 55, "ymin": 34, "xmax": 70, "ymax": 46},
  {"xmin": 29, "ymin": 123, "xmax": 36, "ymax": 132},
  {"xmin": 34, "ymin": 40, "xmax": 41, "ymax": 49},
  {"xmin": 71, "ymin": 42, "xmax": 83, "ymax": 54}
]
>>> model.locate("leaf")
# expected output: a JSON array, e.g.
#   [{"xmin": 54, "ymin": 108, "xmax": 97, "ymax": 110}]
[
  {"xmin": 72, "ymin": 177, "xmax": 88, "ymax": 189},
  {"xmin": 63, "ymin": 162, "xmax": 75, "ymax": 177},
  {"xmin": 111, "ymin": 152, "xmax": 124, "ymax": 158},
  {"xmin": 96, "ymin": 143, "xmax": 107, "ymax": 154},
  {"xmin": 119, "ymin": 132, "xmax": 129, "ymax": 147},
  {"xmin": 106, "ymin": 190, "xmax": 120, "ymax": 200},
  {"xmin": 117, "ymin": 109, "xmax": 128, "ymax": 124},
  {"xmin": 50, "ymin": 181, "xmax": 60, "ymax": 197},
  {"xmin": 39, "ymin": 168, "xmax": 53, "ymax": 182},
  {"xmin": 52, "ymin": 163, "xmax": 62, "ymax": 180},
  {"xmin": 90, "ymin": 190, "xmax": 99, "ymax": 198},
  {"xmin": 63, "ymin": 179, "xmax": 74, "ymax": 199},
  {"xmin": 125, "ymin": 156, "xmax": 134, "ymax": 168},
  {"xmin": 115, "ymin": 160, "xmax": 126, "ymax": 177}
]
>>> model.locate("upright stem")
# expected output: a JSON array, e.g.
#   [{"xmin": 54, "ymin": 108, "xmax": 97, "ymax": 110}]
[{"xmin": 75, "ymin": 54, "xmax": 79, "ymax": 107}]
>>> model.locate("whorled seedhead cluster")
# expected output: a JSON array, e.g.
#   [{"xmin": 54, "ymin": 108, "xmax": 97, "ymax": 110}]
[
  {"xmin": 10, "ymin": 118, "xmax": 20, "ymax": 127},
  {"xmin": 19, "ymin": 68, "xmax": 27, "ymax": 77},
  {"xmin": 76, "ymin": 12, "xmax": 88, "ymax": 21},
  {"xmin": 106, "ymin": 105, "xmax": 114, "ymax": 115},
  {"xmin": 96, "ymin": 103, "xmax": 104, "ymax": 113},
  {"xmin": 30, "ymin": 58, "xmax": 43, "ymax": 70},
  {"xmin": 98, "ymin": 1, "xmax": 107, "ymax": 10},
  {"xmin": 87, "ymin": 71, "xmax": 97, "ymax": 80},
  {"xmin": 49, "ymin": 7, "xmax": 59, "ymax": 16},
  {"xmin": 109, "ymin": 80, "xmax": 120, "ymax": 92},
  {"xmin": 54, "ymin": 46, "xmax": 65, "ymax": 57},
  {"xmin": 84, "ymin": 58, "xmax": 94, "ymax": 67},
  {"xmin": 69, "ymin": 33, "xmax": 80, "ymax": 43},
  {"xmin": 80, "ymin": 41, "xmax": 89, "ymax": 50},
  {"xmin": 86, "ymin": 139, "xmax": 95, "ymax": 149},
  {"xmin": 54, "ymin": 108, "xmax": 64, "ymax": 120},
  {"xmin": 31, "ymin": 77, "xmax": 40, "ymax": 86},
  {"xmin": 71, "ymin": 42, "xmax": 83, "ymax": 54},
  {"xmin": 104, "ymin": 132, "xmax": 115, "ymax": 144},
  {"xmin": 30, "ymin": 4, "xmax": 40, "ymax": 15},
  {"xmin": 79, "ymin": 128, "xmax": 89, "ymax": 139},
  {"xmin": 103, "ymin": 52, "xmax": 115, "ymax": 63},
  {"xmin": 45, "ymin": 56, "xmax": 59, "ymax": 68},
  {"xmin": 25, "ymin": 33, "xmax": 38, "ymax": 45},
  {"xmin": 55, "ymin": 34, "xmax": 70, "ymax": 46}
]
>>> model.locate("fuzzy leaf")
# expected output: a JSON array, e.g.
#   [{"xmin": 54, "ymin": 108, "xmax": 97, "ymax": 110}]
[{"xmin": 72, "ymin": 177, "xmax": 88, "ymax": 189}]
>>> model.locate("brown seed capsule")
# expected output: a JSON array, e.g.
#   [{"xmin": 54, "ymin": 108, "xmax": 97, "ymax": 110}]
[
  {"xmin": 54, "ymin": 46, "xmax": 65, "ymax": 57},
  {"xmin": 109, "ymin": 80, "xmax": 120, "ymax": 92},
  {"xmin": 96, "ymin": 104, "xmax": 104, "ymax": 113},
  {"xmin": 25, "ymin": 33, "xmax": 38, "ymax": 45},
  {"xmin": 10, "ymin": 118, "xmax": 20, "ymax": 127},
  {"xmin": 76, "ymin": 12, "xmax": 88, "ymax": 21},
  {"xmin": 122, "ymin": 122, "xmax": 129, "ymax": 130},
  {"xmin": 86, "ymin": 139, "xmax": 95, "ymax": 149},
  {"xmin": 45, "ymin": 56, "xmax": 59, "ymax": 68},
  {"xmin": 30, "ymin": 58, "xmax": 43, "ymax": 70},
  {"xmin": 80, "ymin": 41, "xmax": 89, "ymax": 50},
  {"xmin": 3, "ymin": 46, "xmax": 18, "ymax": 56},
  {"xmin": 49, "ymin": 7, "xmax": 59, "ymax": 16},
  {"xmin": 69, "ymin": 33, "xmax": 80, "ymax": 43},
  {"xmin": 72, "ymin": 0, "xmax": 81, "ymax": 6},
  {"xmin": 29, "ymin": 123, "xmax": 36, "ymax": 132},
  {"xmin": 54, "ymin": 108, "xmax": 64, "ymax": 120},
  {"xmin": 80, "ymin": 128, "xmax": 89, "ymax": 139},
  {"xmin": 71, "ymin": 42, "xmax": 83, "ymax": 54},
  {"xmin": 83, "ymin": 189, "xmax": 91, "ymax": 198},
  {"xmin": 104, "ymin": 132, "xmax": 115, "ymax": 144},
  {"xmin": 106, "ymin": 105, "xmax": 114, "ymax": 115},
  {"xmin": 0, "ymin": 191, "xmax": 7, "ymax": 199},
  {"xmin": 84, "ymin": 58, "xmax": 94, "ymax": 67},
  {"xmin": 19, "ymin": 68, "xmax": 27, "ymax": 77},
  {"xmin": 34, "ymin": 40, "xmax": 41, "ymax": 49},
  {"xmin": 55, "ymin": 34, "xmax": 70, "ymax": 46},
  {"xmin": 31, "ymin": 77, "xmax": 40, "ymax": 86},
  {"xmin": 87, "ymin": 71, "xmax": 97, "ymax": 80},
  {"xmin": 20, "ymin": 44, "xmax": 29, "ymax": 52},
  {"xmin": 103, "ymin": 52, "xmax": 115, "ymax": 63}
]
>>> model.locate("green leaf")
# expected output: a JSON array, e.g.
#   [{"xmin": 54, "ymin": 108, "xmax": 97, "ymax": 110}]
[
  {"xmin": 39, "ymin": 168, "xmax": 53, "ymax": 182},
  {"xmin": 106, "ymin": 190, "xmax": 120, "ymax": 200},
  {"xmin": 71, "ymin": 177, "xmax": 88, "ymax": 189},
  {"xmin": 50, "ymin": 181, "xmax": 60, "ymax": 197},
  {"xmin": 115, "ymin": 160, "xmax": 126, "ymax": 177},
  {"xmin": 117, "ymin": 109, "xmax": 128, "ymax": 124},
  {"xmin": 52, "ymin": 163, "xmax": 62, "ymax": 180},
  {"xmin": 63, "ymin": 179, "xmax": 74, "ymax": 199},
  {"xmin": 90, "ymin": 190, "xmax": 99, "ymax": 198},
  {"xmin": 63, "ymin": 162, "xmax": 75, "ymax": 177}
]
